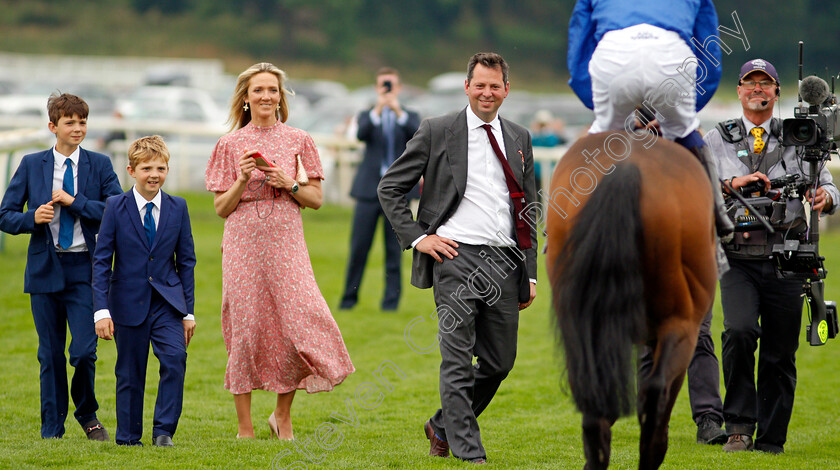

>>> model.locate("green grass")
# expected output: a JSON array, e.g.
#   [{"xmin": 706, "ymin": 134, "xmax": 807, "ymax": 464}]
[{"xmin": 1, "ymin": 192, "xmax": 839, "ymax": 469}]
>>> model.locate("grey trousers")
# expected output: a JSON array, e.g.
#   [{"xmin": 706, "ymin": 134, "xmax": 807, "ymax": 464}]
[
  {"xmin": 427, "ymin": 244, "xmax": 521, "ymax": 461},
  {"xmin": 687, "ymin": 309, "xmax": 724, "ymax": 424}
]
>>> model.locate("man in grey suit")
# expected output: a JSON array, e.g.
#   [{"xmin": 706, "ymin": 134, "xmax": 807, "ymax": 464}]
[{"xmin": 378, "ymin": 52, "xmax": 537, "ymax": 464}]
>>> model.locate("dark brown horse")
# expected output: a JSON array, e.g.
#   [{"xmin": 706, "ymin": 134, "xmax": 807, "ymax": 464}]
[{"xmin": 545, "ymin": 132, "xmax": 718, "ymax": 470}]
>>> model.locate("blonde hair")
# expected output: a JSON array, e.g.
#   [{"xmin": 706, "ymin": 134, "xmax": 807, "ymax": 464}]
[
  {"xmin": 228, "ymin": 62, "xmax": 292, "ymax": 131},
  {"xmin": 128, "ymin": 135, "xmax": 170, "ymax": 169}
]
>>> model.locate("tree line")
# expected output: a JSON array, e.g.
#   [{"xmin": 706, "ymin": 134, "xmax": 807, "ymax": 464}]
[{"xmin": 3, "ymin": 0, "xmax": 839, "ymax": 89}]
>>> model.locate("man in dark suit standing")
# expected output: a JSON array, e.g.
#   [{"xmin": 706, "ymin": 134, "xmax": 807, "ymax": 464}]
[
  {"xmin": 340, "ymin": 67, "xmax": 420, "ymax": 311},
  {"xmin": 378, "ymin": 52, "xmax": 537, "ymax": 464}
]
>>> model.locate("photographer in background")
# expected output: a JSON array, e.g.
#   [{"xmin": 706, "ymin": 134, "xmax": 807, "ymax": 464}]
[
  {"xmin": 339, "ymin": 67, "xmax": 420, "ymax": 311},
  {"xmin": 704, "ymin": 58, "xmax": 839, "ymax": 454}
]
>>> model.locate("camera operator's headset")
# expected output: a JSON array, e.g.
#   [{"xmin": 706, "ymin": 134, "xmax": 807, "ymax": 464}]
[{"xmin": 715, "ymin": 84, "xmax": 785, "ymax": 175}]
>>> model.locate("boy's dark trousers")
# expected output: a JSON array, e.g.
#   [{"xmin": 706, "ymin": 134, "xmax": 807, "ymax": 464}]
[
  {"xmin": 113, "ymin": 290, "xmax": 187, "ymax": 445},
  {"xmin": 30, "ymin": 251, "xmax": 99, "ymax": 438}
]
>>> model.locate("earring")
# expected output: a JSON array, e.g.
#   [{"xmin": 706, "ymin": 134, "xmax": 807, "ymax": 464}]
[
  {"xmin": 277, "ymin": 104, "xmax": 281, "ymax": 111},
  {"xmin": 243, "ymin": 102, "xmax": 249, "ymax": 111}
]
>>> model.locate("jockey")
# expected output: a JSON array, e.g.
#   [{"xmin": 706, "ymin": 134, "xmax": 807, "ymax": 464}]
[{"xmin": 567, "ymin": 0, "xmax": 734, "ymax": 236}]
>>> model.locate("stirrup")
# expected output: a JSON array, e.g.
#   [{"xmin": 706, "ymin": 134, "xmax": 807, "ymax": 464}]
[{"xmin": 714, "ymin": 205, "xmax": 734, "ymax": 238}]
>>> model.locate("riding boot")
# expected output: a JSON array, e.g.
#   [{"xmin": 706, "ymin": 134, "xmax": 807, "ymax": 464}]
[
  {"xmin": 675, "ymin": 131, "xmax": 735, "ymax": 238},
  {"xmin": 690, "ymin": 144, "xmax": 735, "ymax": 238}
]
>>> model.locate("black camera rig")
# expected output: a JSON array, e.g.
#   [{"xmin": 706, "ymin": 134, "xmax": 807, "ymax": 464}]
[{"xmin": 726, "ymin": 42, "xmax": 840, "ymax": 345}]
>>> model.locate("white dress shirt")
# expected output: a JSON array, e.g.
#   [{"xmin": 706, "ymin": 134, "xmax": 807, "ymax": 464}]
[
  {"xmin": 50, "ymin": 146, "xmax": 86, "ymax": 252},
  {"xmin": 134, "ymin": 185, "xmax": 161, "ymax": 231},
  {"xmin": 435, "ymin": 106, "xmax": 516, "ymax": 247},
  {"xmin": 94, "ymin": 186, "xmax": 195, "ymax": 323}
]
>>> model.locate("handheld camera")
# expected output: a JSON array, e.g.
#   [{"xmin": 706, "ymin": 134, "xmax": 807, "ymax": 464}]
[
  {"xmin": 777, "ymin": 42, "xmax": 839, "ymax": 345},
  {"xmin": 728, "ymin": 42, "xmax": 840, "ymax": 345}
]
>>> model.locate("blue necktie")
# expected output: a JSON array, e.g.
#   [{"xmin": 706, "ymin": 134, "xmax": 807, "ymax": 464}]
[
  {"xmin": 144, "ymin": 202, "xmax": 156, "ymax": 247},
  {"xmin": 58, "ymin": 158, "xmax": 74, "ymax": 249},
  {"xmin": 381, "ymin": 108, "xmax": 396, "ymax": 176}
]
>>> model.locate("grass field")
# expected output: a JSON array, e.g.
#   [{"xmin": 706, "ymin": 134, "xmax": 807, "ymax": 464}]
[{"xmin": 1, "ymin": 192, "xmax": 839, "ymax": 469}]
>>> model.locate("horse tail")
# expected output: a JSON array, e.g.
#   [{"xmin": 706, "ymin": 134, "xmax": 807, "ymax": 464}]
[{"xmin": 553, "ymin": 162, "xmax": 647, "ymax": 419}]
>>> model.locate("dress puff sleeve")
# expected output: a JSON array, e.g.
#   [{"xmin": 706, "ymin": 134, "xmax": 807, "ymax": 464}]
[
  {"xmin": 206, "ymin": 137, "xmax": 237, "ymax": 193},
  {"xmin": 298, "ymin": 132, "xmax": 325, "ymax": 181}
]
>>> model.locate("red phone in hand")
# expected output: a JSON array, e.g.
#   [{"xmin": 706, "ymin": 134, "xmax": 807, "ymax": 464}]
[{"xmin": 252, "ymin": 152, "xmax": 273, "ymax": 167}]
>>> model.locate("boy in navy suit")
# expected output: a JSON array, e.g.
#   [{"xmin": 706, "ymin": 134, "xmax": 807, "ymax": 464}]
[
  {"xmin": 92, "ymin": 135, "xmax": 196, "ymax": 447},
  {"xmin": 0, "ymin": 93, "xmax": 122, "ymax": 440}
]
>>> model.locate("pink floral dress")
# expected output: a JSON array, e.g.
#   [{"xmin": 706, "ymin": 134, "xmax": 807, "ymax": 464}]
[{"xmin": 205, "ymin": 120, "xmax": 354, "ymax": 394}]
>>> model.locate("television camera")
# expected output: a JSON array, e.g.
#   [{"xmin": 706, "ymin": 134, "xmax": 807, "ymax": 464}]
[{"xmin": 726, "ymin": 42, "xmax": 839, "ymax": 345}]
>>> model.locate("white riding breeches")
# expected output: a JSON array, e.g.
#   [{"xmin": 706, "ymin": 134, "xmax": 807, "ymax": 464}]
[{"xmin": 588, "ymin": 24, "xmax": 700, "ymax": 140}]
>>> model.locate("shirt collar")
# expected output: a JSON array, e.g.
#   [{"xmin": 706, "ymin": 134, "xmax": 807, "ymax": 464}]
[
  {"xmin": 466, "ymin": 105, "xmax": 501, "ymax": 132},
  {"xmin": 132, "ymin": 185, "xmax": 162, "ymax": 212},
  {"xmin": 53, "ymin": 146, "xmax": 80, "ymax": 168},
  {"xmin": 741, "ymin": 115, "xmax": 772, "ymax": 134}
]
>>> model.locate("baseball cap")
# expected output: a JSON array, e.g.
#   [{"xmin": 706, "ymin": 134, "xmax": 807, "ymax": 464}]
[
  {"xmin": 534, "ymin": 109, "xmax": 553, "ymax": 124},
  {"xmin": 739, "ymin": 58, "xmax": 779, "ymax": 84}
]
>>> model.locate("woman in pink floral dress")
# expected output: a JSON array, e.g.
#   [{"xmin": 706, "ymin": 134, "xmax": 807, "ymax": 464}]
[{"xmin": 205, "ymin": 62, "xmax": 354, "ymax": 440}]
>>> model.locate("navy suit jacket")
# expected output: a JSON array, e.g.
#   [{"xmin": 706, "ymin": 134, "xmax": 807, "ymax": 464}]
[
  {"xmin": 351, "ymin": 107, "xmax": 421, "ymax": 201},
  {"xmin": 92, "ymin": 190, "xmax": 196, "ymax": 327},
  {"xmin": 0, "ymin": 148, "xmax": 122, "ymax": 293}
]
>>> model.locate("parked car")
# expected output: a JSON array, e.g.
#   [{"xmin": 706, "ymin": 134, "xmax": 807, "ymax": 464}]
[
  {"xmin": 287, "ymin": 79, "xmax": 348, "ymax": 106},
  {"xmin": 0, "ymin": 79, "xmax": 16, "ymax": 95},
  {"xmin": 0, "ymin": 81, "xmax": 115, "ymax": 119},
  {"xmin": 115, "ymin": 85, "xmax": 227, "ymax": 131}
]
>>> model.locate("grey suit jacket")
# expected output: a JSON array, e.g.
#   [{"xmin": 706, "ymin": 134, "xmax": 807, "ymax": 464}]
[{"xmin": 378, "ymin": 108, "xmax": 538, "ymax": 289}]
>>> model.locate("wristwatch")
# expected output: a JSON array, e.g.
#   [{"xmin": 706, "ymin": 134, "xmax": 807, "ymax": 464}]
[{"xmin": 291, "ymin": 182, "xmax": 299, "ymax": 194}]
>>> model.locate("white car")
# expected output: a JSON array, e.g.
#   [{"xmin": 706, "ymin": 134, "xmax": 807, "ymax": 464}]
[
  {"xmin": 115, "ymin": 86, "xmax": 227, "ymax": 131},
  {"xmin": 0, "ymin": 93, "xmax": 49, "ymax": 131}
]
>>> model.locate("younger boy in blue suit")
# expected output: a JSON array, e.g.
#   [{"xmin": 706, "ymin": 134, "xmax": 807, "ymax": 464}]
[
  {"xmin": 0, "ymin": 93, "xmax": 122, "ymax": 440},
  {"xmin": 92, "ymin": 135, "xmax": 196, "ymax": 447}
]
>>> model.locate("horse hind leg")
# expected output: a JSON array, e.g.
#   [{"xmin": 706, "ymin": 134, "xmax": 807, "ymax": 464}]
[
  {"xmin": 637, "ymin": 332, "xmax": 692, "ymax": 470},
  {"xmin": 638, "ymin": 370, "xmax": 686, "ymax": 470},
  {"xmin": 638, "ymin": 365, "xmax": 667, "ymax": 470},
  {"xmin": 582, "ymin": 413, "xmax": 615, "ymax": 470}
]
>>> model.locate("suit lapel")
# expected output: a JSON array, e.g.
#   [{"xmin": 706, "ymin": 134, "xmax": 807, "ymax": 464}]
[
  {"xmin": 445, "ymin": 109, "xmax": 469, "ymax": 198},
  {"xmin": 37, "ymin": 150, "xmax": 55, "ymax": 245},
  {"xmin": 40, "ymin": 150, "xmax": 53, "ymax": 202},
  {"xmin": 500, "ymin": 118, "xmax": 524, "ymax": 184},
  {"xmin": 123, "ymin": 191, "xmax": 148, "ymax": 249},
  {"xmin": 77, "ymin": 149, "xmax": 90, "ymax": 196},
  {"xmin": 153, "ymin": 192, "xmax": 172, "ymax": 251}
]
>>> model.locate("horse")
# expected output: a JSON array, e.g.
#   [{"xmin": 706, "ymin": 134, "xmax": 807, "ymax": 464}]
[{"xmin": 545, "ymin": 132, "xmax": 718, "ymax": 470}]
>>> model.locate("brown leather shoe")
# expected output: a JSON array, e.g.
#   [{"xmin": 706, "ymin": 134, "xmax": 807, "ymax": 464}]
[
  {"xmin": 723, "ymin": 433, "xmax": 754, "ymax": 452},
  {"xmin": 82, "ymin": 419, "xmax": 109, "ymax": 441},
  {"xmin": 424, "ymin": 421, "xmax": 449, "ymax": 457}
]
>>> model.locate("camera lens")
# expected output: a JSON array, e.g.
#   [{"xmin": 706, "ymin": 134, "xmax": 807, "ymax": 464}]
[
  {"xmin": 791, "ymin": 123, "xmax": 814, "ymax": 143},
  {"xmin": 782, "ymin": 118, "xmax": 819, "ymax": 146}
]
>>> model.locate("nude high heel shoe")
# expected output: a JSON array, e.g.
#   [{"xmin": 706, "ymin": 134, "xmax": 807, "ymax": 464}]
[{"xmin": 268, "ymin": 412, "xmax": 293, "ymax": 440}]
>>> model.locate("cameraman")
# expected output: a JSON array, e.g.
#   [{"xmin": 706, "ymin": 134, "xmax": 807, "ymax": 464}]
[{"xmin": 704, "ymin": 58, "xmax": 839, "ymax": 454}]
